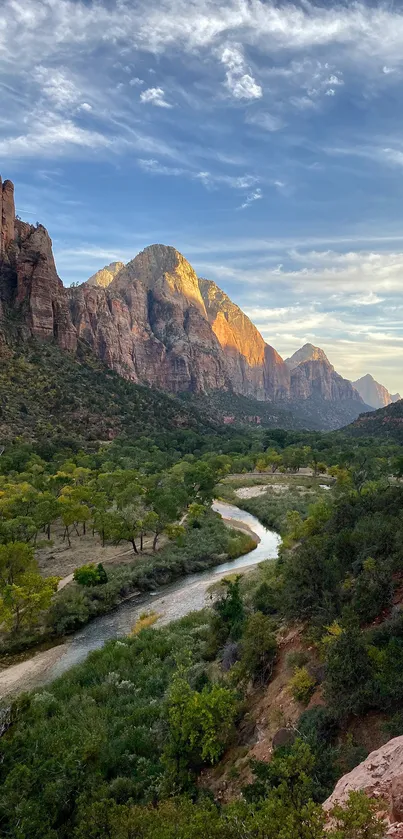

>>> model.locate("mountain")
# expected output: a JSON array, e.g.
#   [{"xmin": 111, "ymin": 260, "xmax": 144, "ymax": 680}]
[
  {"xmin": 352, "ymin": 373, "xmax": 401, "ymax": 409},
  {"xmin": 87, "ymin": 261, "xmax": 125, "ymax": 288},
  {"xmin": 285, "ymin": 342, "xmax": 363, "ymax": 403},
  {"xmin": 0, "ymin": 177, "xmax": 77, "ymax": 352},
  {"xmin": 0, "ymin": 176, "xmax": 372, "ymax": 431},
  {"xmin": 285, "ymin": 343, "xmax": 330, "ymax": 368},
  {"xmin": 345, "ymin": 399, "xmax": 403, "ymax": 442},
  {"xmin": 198, "ymin": 277, "xmax": 289, "ymax": 400},
  {"xmin": 69, "ymin": 244, "xmax": 229, "ymax": 393}
]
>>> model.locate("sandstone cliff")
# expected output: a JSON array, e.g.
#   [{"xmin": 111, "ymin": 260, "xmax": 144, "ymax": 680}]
[
  {"xmin": 285, "ymin": 342, "xmax": 330, "ymax": 369},
  {"xmin": 69, "ymin": 245, "xmax": 229, "ymax": 393},
  {"xmin": 0, "ymin": 177, "xmax": 77, "ymax": 351},
  {"xmin": 324, "ymin": 736, "xmax": 403, "ymax": 837},
  {"xmin": 87, "ymin": 261, "xmax": 125, "ymax": 288},
  {"xmin": 353, "ymin": 373, "xmax": 401, "ymax": 410},
  {"xmin": 286, "ymin": 343, "xmax": 363, "ymax": 404},
  {"xmin": 199, "ymin": 277, "xmax": 290, "ymax": 400}
]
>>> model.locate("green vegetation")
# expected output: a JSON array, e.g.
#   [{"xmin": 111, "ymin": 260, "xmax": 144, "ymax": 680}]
[
  {"xmin": 73, "ymin": 563, "xmax": 108, "ymax": 586},
  {"xmin": 0, "ymin": 339, "xmax": 211, "ymax": 443},
  {"xmin": 1, "ymin": 370, "xmax": 403, "ymax": 839},
  {"xmin": 0, "ymin": 604, "xmax": 385, "ymax": 839}
]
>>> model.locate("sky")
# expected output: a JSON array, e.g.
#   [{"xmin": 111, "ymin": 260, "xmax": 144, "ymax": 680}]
[{"xmin": 2, "ymin": 1, "xmax": 403, "ymax": 393}]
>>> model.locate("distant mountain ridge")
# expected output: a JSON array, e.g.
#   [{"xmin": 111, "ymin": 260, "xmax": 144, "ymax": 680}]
[
  {"xmin": 352, "ymin": 373, "xmax": 401, "ymax": 410},
  {"xmin": 0, "ymin": 175, "xmax": 390, "ymax": 432}
]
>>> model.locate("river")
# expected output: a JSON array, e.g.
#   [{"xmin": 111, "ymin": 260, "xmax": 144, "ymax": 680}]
[{"xmin": 0, "ymin": 500, "xmax": 280, "ymax": 698}]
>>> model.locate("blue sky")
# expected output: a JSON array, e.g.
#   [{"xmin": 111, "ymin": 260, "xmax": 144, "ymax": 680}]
[{"xmin": 2, "ymin": 0, "xmax": 403, "ymax": 393}]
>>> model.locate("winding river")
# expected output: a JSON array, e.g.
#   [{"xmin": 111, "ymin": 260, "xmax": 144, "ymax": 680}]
[{"xmin": 0, "ymin": 501, "xmax": 280, "ymax": 698}]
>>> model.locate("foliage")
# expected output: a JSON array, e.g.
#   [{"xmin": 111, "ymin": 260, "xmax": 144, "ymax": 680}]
[
  {"xmin": 239, "ymin": 610, "xmax": 277, "ymax": 684},
  {"xmin": 328, "ymin": 790, "xmax": 385, "ymax": 839},
  {"xmin": 288, "ymin": 666, "xmax": 316, "ymax": 704},
  {"xmin": 164, "ymin": 668, "xmax": 238, "ymax": 789},
  {"xmin": 0, "ymin": 542, "xmax": 58, "ymax": 633},
  {"xmin": 73, "ymin": 563, "xmax": 108, "ymax": 586}
]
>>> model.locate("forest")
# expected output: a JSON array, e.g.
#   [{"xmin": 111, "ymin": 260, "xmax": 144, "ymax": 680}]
[{"xmin": 0, "ymin": 414, "xmax": 402, "ymax": 838}]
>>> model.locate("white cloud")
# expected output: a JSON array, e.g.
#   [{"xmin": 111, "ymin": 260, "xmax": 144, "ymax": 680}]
[
  {"xmin": 221, "ymin": 44, "xmax": 262, "ymax": 100},
  {"xmin": 245, "ymin": 111, "xmax": 285, "ymax": 132},
  {"xmin": 138, "ymin": 158, "xmax": 185, "ymax": 175},
  {"xmin": 0, "ymin": 113, "xmax": 111, "ymax": 159},
  {"xmin": 34, "ymin": 66, "xmax": 82, "ymax": 109},
  {"xmin": 140, "ymin": 87, "xmax": 172, "ymax": 108},
  {"xmin": 325, "ymin": 88, "xmax": 335, "ymax": 96},
  {"xmin": 195, "ymin": 171, "xmax": 257, "ymax": 189},
  {"xmin": 240, "ymin": 188, "xmax": 262, "ymax": 209},
  {"xmin": 326, "ymin": 74, "xmax": 343, "ymax": 86},
  {"xmin": 79, "ymin": 102, "xmax": 92, "ymax": 112},
  {"xmin": 129, "ymin": 77, "xmax": 144, "ymax": 86}
]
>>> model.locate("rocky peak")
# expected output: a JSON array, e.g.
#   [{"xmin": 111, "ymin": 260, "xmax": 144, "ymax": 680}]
[
  {"xmin": 285, "ymin": 343, "xmax": 331, "ymax": 369},
  {"xmin": 0, "ymin": 176, "xmax": 77, "ymax": 351},
  {"xmin": 0, "ymin": 177, "xmax": 15, "ymax": 259},
  {"xmin": 115, "ymin": 244, "xmax": 207, "ymax": 317},
  {"xmin": 87, "ymin": 261, "xmax": 125, "ymax": 288},
  {"xmin": 353, "ymin": 373, "xmax": 399, "ymax": 410}
]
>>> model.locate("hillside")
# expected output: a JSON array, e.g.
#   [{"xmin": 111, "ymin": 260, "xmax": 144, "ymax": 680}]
[
  {"xmin": 345, "ymin": 398, "xmax": 403, "ymax": 442},
  {"xmin": 352, "ymin": 372, "xmax": 401, "ymax": 409},
  {"xmin": 0, "ymin": 339, "xmax": 210, "ymax": 445}
]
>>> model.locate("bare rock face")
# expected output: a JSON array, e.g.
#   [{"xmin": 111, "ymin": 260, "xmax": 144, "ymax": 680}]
[
  {"xmin": 286, "ymin": 343, "xmax": 330, "ymax": 369},
  {"xmin": 15, "ymin": 222, "xmax": 77, "ymax": 351},
  {"xmin": 286, "ymin": 344, "xmax": 363, "ymax": 403},
  {"xmin": 69, "ymin": 246, "xmax": 229, "ymax": 393},
  {"xmin": 353, "ymin": 373, "xmax": 398, "ymax": 410},
  {"xmin": 0, "ymin": 175, "xmax": 77, "ymax": 351},
  {"xmin": 324, "ymin": 736, "xmax": 403, "ymax": 835},
  {"xmin": 0, "ymin": 177, "xmax": 15, "ymax": 259},
  {"xmin": 199, "ymin": 277, "xmax": 290, "ymax": 400},
  {"xmin": 291, "ymin": 359, "xmax": 362, "ymax": 402},
  {"xmin": 87, "ymin": 261, "xmax": 125, "ymax": 288}
]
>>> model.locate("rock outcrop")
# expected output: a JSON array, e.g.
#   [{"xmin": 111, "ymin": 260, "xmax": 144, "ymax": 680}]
[
  {"xmin": 285, "ymin": 343, "xmax": 330, "ymax": 369},
  {"xmin": 353, "ymin": 373, "xmax": 401, "ymax": 410},
  {"xmin": 324, "ymin": 736, "xmax": 403, "ymax": 837},
  {"xmin": 87, "ymin": 261, "xmax": 125, "ymax": 288},
  {"xmin": 0, "ymin": 175, "xmax": 77, "ymax": 351},
  {"xmin": 199, "ymin": 277, "xmax": 290, "ymax": 400},
  {"xmin": 0, "ymin": 177, "xmax": 15, "ymax": 259},
  {"xmin": 69, "ymin": 246, "xmax": 229, "ymax": 393},
  {"xmin": 286, "ymin": 343, "xmax": 363, "ymax": 404}
]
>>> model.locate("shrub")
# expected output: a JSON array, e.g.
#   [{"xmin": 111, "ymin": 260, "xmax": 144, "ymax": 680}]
[
  {"xmin": 73, "ymin": 563, "xmax": 108, "ymax": 587},
  {"xmin": 289, "ymin": 666, "xmax": 316, "ymax": 704}
]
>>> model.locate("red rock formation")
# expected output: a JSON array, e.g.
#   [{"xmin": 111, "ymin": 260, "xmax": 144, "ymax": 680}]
[
  {"xmin": 199, "ymin": 277, "xmax": 290, "ymax": 400},
  {"xmin": 0, "ymin": 177, "xmax": 15, "ymax": 258},
  {"xmin": 0, "ymin": 176, "xmax": 76, "ymax": 351},
  {"xmin": 287, "ymin": 344, "xmax": 363, "ymax": 403},
  {"xmin": 324, "ymin": 736, "xmax": 403, "ymax": 836},
  {"xmin": 15, "ymin": 222, "xmax": 77, "ymax": 351},
  {"xmin": 69, "ymin": 246, "xmax": 228, "ymax": 393}
]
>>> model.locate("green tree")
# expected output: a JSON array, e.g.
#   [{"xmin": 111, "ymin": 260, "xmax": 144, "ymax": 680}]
[
  {"xmin": 240, "ymin": 611, "xmax": 277, "ymax": 684},
  {"xmin": 164, "ymin": 668, "xmax": 238, "ymax": 788}
]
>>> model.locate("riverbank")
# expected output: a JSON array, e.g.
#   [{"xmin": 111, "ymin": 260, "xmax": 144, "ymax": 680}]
[{"xmin": 0, "ymin": 502, "xmax": 280, "ymax": 698}]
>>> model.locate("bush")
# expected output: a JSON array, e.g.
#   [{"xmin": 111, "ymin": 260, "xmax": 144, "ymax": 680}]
[
  {"xmin": 74, "ymin": 563, "xmax": 108, "ymax": 586},
  {"xmin": 289, "ymin": 666, "xmax": 316, "ymax": 704}
]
